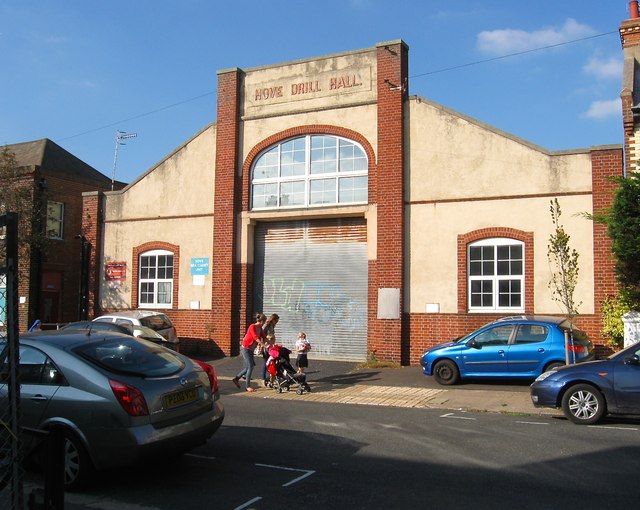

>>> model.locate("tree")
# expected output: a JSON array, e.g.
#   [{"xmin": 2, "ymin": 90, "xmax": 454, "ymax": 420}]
[
  {"xmin": 0, "ymin": 146, "xmax": 50, "ymax": 283},
  {"xmin": 607, "ymin": 172, "xmax": 640, "ymax": 309},
  {"xmin": 547, "ymin": 199, "xmax": 582, "ymax": 363},
  {"xmin": 548, "ymin": 198, "xmax": 582, "ymax": 321}
]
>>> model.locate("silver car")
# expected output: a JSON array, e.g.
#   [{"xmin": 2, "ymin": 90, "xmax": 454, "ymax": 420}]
[
  {"xmin": 0, "ymin": 330, "xmax": 224, "ymax": 490},
  {"xmin": 60, "ymin": 320, "xmax": 174, "ymax": 350},
  {"xmin": 93, "ymin": 311, "xmax": 180, "ymax": 351}
]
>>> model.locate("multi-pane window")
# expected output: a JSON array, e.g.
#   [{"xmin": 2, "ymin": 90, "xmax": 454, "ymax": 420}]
[
  {"xmin": 139, "ymin": 250, "xmax": 174, "ymax": 308},
  {"xmin": 468, "ymin": 238, "xmax": 524, "ymax": 312},
  {"xmin": 46, "ymin": 201, "xmax": 64, "ymax": 239},
  {"xmin": 251, "ymin": 135, "xmax": 368, "ymax": 209}
]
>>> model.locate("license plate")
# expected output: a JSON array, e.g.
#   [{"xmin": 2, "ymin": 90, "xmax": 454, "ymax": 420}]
[{"xmin": 163, "ymin": 387, "xmax": 199, "ymax": 409}]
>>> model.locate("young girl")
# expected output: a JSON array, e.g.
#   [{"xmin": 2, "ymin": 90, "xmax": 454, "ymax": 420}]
[
  {"xmin": 295, "ymin": 331, "xmax": 311, "ymax": 374},
  {"xmin": 261, "ymin": 314, "xmax": 279, "ymax": 386}
]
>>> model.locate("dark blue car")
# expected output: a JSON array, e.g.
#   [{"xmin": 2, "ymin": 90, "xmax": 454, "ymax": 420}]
[
  {"xmin": 420, "ymin": 316, "xmax": 594, "ymax": 385},
  {"xmin": 530, "ymin": 342, "xmax": 640, "ymax": 424}
]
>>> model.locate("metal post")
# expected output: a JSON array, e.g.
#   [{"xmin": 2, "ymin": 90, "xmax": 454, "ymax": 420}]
[
  {"xmin": 111, "ymin": 130, "xmax": 137, "ymax": 190},
  {"xmin": 5, "ymin": 212, "xmax": 23, "ymax": 510}
]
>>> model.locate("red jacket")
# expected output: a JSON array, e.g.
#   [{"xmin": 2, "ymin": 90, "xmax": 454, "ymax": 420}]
[{"xmin": 241, "ymin": 323, "xmax": 265, "ymax": 349}]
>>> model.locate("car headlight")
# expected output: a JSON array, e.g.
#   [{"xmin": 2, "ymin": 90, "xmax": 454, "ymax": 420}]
[{"xmin": 534, "ymin": 371, "xmax": 555, "ymax": 383}]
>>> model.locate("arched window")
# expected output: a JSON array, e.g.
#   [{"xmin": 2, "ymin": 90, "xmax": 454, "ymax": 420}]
[
  {"xmin": 251, "ymin": 135, "xmax": 368, "ymax": 210},
  {"xmin": 139, "ymin": 249, "xmax": 174, "ymax": 308},
  {"xmin": 468, "ymin": 238, "xmax": 524, "ymax": 312}
]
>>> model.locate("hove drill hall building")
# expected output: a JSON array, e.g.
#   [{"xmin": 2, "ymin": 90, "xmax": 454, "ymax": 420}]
[{"xmin": 81, "ymin": 35, "xmax": 624, "ymax": 364}]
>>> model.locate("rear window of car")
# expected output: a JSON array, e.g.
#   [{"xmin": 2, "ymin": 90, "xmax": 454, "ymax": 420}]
[
  {"xmin": 139, "ymin": 314, "xmax": 173, "ymax": 332},
  {"xmin": 558, "ymin": 320, "xmax": 591, "ymax": 345},
  {"xmin": 72, "ymin": 337, "xmax": 184, "ymax": 377}
]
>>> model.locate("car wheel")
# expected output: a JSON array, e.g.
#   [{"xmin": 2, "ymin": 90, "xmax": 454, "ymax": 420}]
[
  {"xmin": 433, "ymin": 359, "xmax": 460, "ymax": 385},
  {"xmin": 63, "ymin": 430, "xmax": 93, "ymax": 491},
  {"xmin": 561, "ymin": 384, "xmax": 606, "ymax": 425},
  {"xmin": 544, "ymin": 361, "xmax": 565, "ymax": 372}
]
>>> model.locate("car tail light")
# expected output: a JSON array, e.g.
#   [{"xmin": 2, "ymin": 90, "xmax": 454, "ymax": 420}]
[
  {"xmin": 193, "ymin": 359, "xmax": 219, "ymax": 394},
  {"xmin": 109, "ymin": 379, "xmax": 149, "ymax": 416},
  {"xmin": 568, "ymin": 343, "xmax": 586, "ymax": 354}
]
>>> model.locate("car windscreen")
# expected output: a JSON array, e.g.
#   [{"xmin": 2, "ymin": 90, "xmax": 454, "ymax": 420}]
[
  {"xmin": 72, "ymin": 337, "xmax": 184, "ymax": 377},
  {"xmin": 139, "ymin": 315, "xmax": 172, "ymax": 332}
]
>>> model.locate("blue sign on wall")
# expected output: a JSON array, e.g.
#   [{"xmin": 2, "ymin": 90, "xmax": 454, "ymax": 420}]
[{"xmin": 190, "ymin": 257, "xmax": 209, "ymax": 276}]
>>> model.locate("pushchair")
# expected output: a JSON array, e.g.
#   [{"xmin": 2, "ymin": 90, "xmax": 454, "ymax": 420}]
[{"xmin": 266, "ymin": 345, "xmax": 311, "ymax": 395}]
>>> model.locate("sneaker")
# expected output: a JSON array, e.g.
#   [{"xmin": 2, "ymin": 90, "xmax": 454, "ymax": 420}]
[
  {"xmin": 263, "ymin": 379, "xmax": 268, "ymax": 387},
  {"xmin": 232, "ymin": 377, "xmax": 240, "ymax": 389},
  {"xmin": 246, "ymin": 387, "xmax": 256, "ymax": 393}
]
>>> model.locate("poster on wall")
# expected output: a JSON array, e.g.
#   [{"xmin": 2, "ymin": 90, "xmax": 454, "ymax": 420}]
[{"xmin": 104, "ymin": 262, "xmax": 127, "ymax": 281}]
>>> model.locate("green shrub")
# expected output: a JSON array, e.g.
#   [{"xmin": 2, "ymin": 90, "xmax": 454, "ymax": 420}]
[{"xmin": 601, "ymin": 295, "xmax": 630, "ymax": 350}]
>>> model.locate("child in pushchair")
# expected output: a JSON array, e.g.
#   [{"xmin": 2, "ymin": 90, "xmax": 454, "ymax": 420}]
[{"xmin": 266, "ymin": 344, "xmax": 311, "ymax": 395}]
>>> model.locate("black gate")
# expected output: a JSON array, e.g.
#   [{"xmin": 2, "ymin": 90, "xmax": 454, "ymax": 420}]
[{"xmin": 0, "ymin": 212, "xmax": 23, "ymax": 510}]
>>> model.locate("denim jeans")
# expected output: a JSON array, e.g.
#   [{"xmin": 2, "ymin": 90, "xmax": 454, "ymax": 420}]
[{"xmin": 235, "ymin": 347, "xmax": 255, "ymax": 389}]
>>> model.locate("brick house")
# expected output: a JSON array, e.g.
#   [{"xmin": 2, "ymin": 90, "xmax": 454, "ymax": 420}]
[
  {"xmin": 1, "ymin": 139, "xmax": 122, "ymax": 330},
  {"xmin": 80, "ymin": 19, "xmax": 630, "ymax": 365}
]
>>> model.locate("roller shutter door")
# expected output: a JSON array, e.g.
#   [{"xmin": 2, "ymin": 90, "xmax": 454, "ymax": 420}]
[{"xmin": 254, "ymin": 218, "xmax": 367, "ymax": 361}]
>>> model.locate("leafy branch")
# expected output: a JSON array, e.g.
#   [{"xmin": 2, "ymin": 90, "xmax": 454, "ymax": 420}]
[{"xmin": 547, "ymin": 198, "xmax": 581, "ymax": 324}]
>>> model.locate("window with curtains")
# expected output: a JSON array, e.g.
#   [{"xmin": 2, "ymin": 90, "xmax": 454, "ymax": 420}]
[{"xmin": 139, "ymin": 250, "xmax": 174, "ymax": 308}]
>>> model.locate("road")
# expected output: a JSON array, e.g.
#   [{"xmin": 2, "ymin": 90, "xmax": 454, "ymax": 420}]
[{"xmin": 32, "ymin": 389, "xmax": 640, "ymax": 510}]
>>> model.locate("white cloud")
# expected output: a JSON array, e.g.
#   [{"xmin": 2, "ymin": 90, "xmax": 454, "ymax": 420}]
[
  {"xmin": 477, "ymin": 18, "xmax": 596, "ymax": 55},
  {"xmin": 583, "ymin": 99, "xmax": 621, "ymax": 119},
  {"xmin": 583, "ymin": 56, "xmax": 623, "ymax": 80}
]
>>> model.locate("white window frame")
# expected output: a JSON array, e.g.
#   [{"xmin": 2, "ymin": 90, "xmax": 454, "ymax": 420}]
[
  {"xmin": 138, "ymin": 249, "xmax": 174, "ymax": 309},
  {"xmin": 251, "ymin": 134, "xmax": 368, "ymax": 210},
  {"xmin": 468, "ymin": 238, "xmax": 524, "ymax": 313},
  {"xmin": 46, "ymin": 201, "xmax": 64, "ymax": 239}
]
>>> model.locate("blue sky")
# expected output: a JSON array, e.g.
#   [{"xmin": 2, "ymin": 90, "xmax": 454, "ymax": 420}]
[{"xmin": 0, "ymin": 1, "xmax": 629, "ymax": 184}]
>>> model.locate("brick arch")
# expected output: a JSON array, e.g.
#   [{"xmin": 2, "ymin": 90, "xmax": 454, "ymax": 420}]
[
  {"xmin": 457, "ymin": 228, "xmax": 534, "ymax": 314},
  {"xmin": 132, "ymin": 241, "xmax": 180, "ymax": 310},
  {"xmin": 241, "ymin": 125, "xmax": 377, "ymax": 210}
]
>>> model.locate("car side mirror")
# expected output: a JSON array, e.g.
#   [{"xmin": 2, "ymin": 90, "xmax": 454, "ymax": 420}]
[
  {"xmin": 466, "ymin": 338, "xmax": 480, "ymax": 349},
  {"xmin": 624, "ymin": 354, "xmax": 640, "ymax": 366}
]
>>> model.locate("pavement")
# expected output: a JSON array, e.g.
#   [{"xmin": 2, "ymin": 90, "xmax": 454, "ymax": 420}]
[{"xmin": 206, "ymin": 356, "xmax": 563, "ymax": 417}]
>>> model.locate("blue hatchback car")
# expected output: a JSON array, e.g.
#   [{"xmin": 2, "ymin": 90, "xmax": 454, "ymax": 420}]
[
  {"xmin": 530, "ymin": 342, "xmax": 640, "ymax": 424},
  {"xmin": 420, "ymin": 315, "xmax": 595, "ymax": 385}
]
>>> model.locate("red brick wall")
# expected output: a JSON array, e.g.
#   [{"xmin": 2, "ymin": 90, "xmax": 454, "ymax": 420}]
[
  {"xmin": 82, "ymin": 192, "xmax": 102, "ymax": 319},
  {"xmin": 369, "ymin": 42, "xmax": 409, "ymax": 364},
  {"xmin": 576, "ymin": 147, "xmax": 624, "ymax": 355},
  {"xmin": 212, "ymin": 69, "xmax": 242, "ymax": 355},
  {"xmin": 42, "ymin": 175, "xmax": 114, "ymax": 324}
]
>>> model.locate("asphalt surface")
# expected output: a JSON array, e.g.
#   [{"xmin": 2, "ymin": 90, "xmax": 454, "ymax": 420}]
[{"xmin": 206, "ymin": 355, "xmax": 563, "ymax": 417}]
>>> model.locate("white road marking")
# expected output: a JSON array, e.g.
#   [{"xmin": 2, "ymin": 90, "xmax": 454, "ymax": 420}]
[
  {"xmin": 588, "ymin": 425, "xmax": 639, "ymax": 431},
  {"xmin": 233, "ymin": 496, "xmax": 262, "ymax": 510},
  {"xmin": 255, "ymin": 463, "xmax": 316, "ymax": 486},
  {"xmin": 185, "ymin": 453, "xmax": 216, "ymax": 460},
  {"xmin": 440, "ymin": 412, "xmax": 476, "ymax": 420},
  {"xmin": 515, "ymin": 421, "xmax": 549, "ymax": 425}
]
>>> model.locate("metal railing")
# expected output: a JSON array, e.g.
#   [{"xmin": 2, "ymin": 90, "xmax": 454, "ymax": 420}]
[{"xmin": 1, "ymin": 212, "xmax": 23, "ymax": 510}]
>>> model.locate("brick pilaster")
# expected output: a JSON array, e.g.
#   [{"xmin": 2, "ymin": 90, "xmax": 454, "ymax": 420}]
[
  {"xmin": 212, "ymin": 68, "xmax": 243, "ymax": 355},
  {"xmin": 369, "ymin": 41, "xmax": 409, "ymax": 364},
  {"xmin": 81, "ymin": 191, "xmax": 103, "ymax": 318},
  {"xmin": 591, "ymin": 147, "xmax": 624, "ymax": 311}
]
